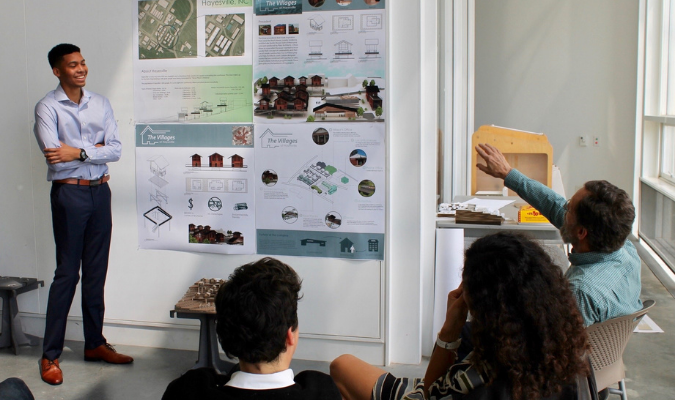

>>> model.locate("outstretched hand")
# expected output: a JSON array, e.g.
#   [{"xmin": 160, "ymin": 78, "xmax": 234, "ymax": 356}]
[{"xmin": 475, "ymin": 143, "xmax": 512, "ymax": 180}]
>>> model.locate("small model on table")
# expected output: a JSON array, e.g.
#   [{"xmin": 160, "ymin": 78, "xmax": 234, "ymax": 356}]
[
  {"xmin": 475, "ymin": 143, "xmax": 642, "ymax": 326},
  {"xmin": 163, "ymin": 258, "xmax": 341, "ymax": 400},
  {"xmin": 33, "ymin": 43, "xmax": 131, "ymax": 386}
]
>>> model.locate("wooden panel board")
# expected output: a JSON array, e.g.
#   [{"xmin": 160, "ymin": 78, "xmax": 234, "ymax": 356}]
[{"xmin": 471, "ymin": 126, "xmax": 553, "ymax": 195}]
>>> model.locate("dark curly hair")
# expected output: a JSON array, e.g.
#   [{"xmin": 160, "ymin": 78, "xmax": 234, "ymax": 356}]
[
  {"xmin": 463, "ymin": 232, "xmax": 589, "ymax": 400},
  {"xmin": 215, "ymin": 257, "xmax": 302, "ymax": 364},
  {"xmin": 576, "ymin": 180, "xmax": 635, "ymax": 253},
  {"xmin": 48, "ymin": 43, "xmax": 81, "ymax": 69}
]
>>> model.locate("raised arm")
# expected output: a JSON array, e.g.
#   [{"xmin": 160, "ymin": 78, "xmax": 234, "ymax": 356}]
[{"xmin": 476, "ymin": 143, "xmax": 566, "ymax": 228}]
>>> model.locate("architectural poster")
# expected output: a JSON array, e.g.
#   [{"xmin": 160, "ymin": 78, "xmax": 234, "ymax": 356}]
[
  {"xmin": 252, "ymin": 0, "xmax": 385, "ymax": 124},
  {"xmin": 255, "ymin": 123, "xmax": 385, "ymax": 260},
  {"xmin": 133, "ymin": 0, "xmax": 254, "ymax": 123},
  {"xmin": 133, "ymin": 0, "xmax": 386, "ymax": 259},
  {"xmin": 136, "ymin": 124, "xmax": 256, "ymax": 255}
]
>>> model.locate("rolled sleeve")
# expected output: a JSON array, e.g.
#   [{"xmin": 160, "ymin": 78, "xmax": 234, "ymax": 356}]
[{"xmin": 504, "ymin": 169, "xmax": 566, "ymax": 228}]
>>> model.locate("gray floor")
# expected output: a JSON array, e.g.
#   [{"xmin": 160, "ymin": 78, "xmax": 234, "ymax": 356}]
[{"xmin": 1, "ymin": 262, "xmax": 672, "ymax": 400}]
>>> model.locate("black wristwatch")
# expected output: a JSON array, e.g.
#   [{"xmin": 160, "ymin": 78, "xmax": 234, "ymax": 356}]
[{"xmin": 79, "ymin": 148, "xmax": 88, "ymax": 162}]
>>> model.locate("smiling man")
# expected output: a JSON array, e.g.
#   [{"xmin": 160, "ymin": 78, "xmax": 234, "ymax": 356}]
[
  {"xmin": 33, "ymin": 43, "xmax": 130, "ymax": 386},
  {"xmin": 475, "ymin": 143, "xmax": 642, "ymax": 327}
]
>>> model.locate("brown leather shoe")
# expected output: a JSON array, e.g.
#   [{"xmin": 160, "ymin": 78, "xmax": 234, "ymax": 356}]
[
  {"xmin": 84, "ymin": 343, "xmax": 134, "ymax": 364},
  {"xmin": 40, "ymin": 358, "xmax": 63, "ymax": 385}
]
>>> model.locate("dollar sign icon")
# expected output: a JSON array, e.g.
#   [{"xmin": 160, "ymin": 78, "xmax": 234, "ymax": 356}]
[{"xmin": 188, "ymin": 198, "xmax": 194, "ymax": 210}]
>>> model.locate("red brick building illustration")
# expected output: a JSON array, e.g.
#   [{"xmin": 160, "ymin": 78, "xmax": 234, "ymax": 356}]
[
  {"xmin": 190, "ymin": 154, "xmax": 202, "ymax": 167},
  {"xmin": 209, "ymin": 153, "xmax": 224, "ymax": 167},
  {"xmin": 229, "ymin": 154, "xmax": 244, "ymax": 168}
]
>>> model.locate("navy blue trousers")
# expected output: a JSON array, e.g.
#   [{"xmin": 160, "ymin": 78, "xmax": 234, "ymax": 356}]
[
  {"xmin": 0, "ymin": 378, "xmax": 34, "ymax": 400},
  {"xmin": 43, "ymin": 182, "xmax": 112, "ymax": 361}
]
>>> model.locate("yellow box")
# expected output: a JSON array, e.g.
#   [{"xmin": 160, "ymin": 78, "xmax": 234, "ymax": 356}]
[{"xmin": 518, "ymin": 205, "xmax": 550, "ymax": 224}]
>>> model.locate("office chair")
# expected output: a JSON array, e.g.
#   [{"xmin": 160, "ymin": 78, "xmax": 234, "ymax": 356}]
[{"xmin": 586, "ymin": 300, "xmax": 655, "ymax": 400}]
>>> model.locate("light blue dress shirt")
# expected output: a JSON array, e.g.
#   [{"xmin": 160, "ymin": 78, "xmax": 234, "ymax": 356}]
[
  {"xmin": 505, "ymin": 169, "xmax": 642, "ymax": 326},
  {"xmin": 34, "ymin": 85, "xmax": 122, "ymax": 181}
]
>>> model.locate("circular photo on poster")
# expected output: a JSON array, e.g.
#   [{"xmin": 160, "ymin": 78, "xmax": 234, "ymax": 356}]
[
  {"xmin": 358, "ymin": 180, "xmax": 376, "ymax": 197},
  {"xmin": 309, "ymin": 0, "xmax": 326, "ymax": 7},
  {"xmin": 364, "ymin": 0, "xmax": 380, "ymax": 4},
  {"xmin": 282, "ymin": 206, "xmax": 299, "ymax": 224},
  {"xmin": 312, "ymin": 128, "xmax": 329, "ymax": 145},
  {"xmin": 325, "ymin": 211, "xmax": 342, "ymax": 229},
  {"xmin": 336, "ymin": 0, "xmax": 352, "ymax": 5},
  {"xmin": 349, "ymin": 149, "xmax": 367, "ymax": 167},
  {"xmin": 262, "ymin": 169, "xmax": 278, "ymax": 186}
]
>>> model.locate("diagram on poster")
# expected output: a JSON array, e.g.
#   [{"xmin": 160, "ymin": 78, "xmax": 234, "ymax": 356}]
[
  {"xmin": 252, "ymin": 0, "xmax": 385, "ymax": 124},
  {"xmin": 136, "ymin": 123, "xmax": 256, "ymax": 255},
  {"xmin": 255, "ymin": 123, "xmax": 384, "ymax": 260},
  {"xmin": 134, "ymin": 0, "xmax": 254, "ymax": 123}
]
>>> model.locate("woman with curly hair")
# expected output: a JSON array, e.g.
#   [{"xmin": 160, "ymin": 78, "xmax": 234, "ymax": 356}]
[{"xmin": 330, "ymin": 232, "xmax": 590, "ymax": 400}]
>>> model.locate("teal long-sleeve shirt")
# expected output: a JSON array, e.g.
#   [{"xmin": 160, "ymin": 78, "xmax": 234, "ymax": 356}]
[{"xmin": 504, "ymin": 169, "xmax": 642, "ymax": 326}]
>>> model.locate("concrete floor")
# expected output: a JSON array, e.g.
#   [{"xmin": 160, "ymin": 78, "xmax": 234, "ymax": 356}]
[{"xmin": 0, "ymin": 262, "xmax": 672, "ymax": 400}]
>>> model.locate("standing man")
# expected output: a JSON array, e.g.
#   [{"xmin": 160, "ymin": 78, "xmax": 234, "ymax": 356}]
[
  {"xmin": 34, "ymin": 43, "xmax": 132, "ymax": 386},
  {"xmin": 475, "ymin": 143, "xmax": 642, "ymax": 326}
]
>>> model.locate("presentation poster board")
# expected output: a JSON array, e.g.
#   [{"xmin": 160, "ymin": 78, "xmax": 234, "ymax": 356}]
[
  {"xmin": 133, "ymin": 0, "xmax": 254, "ymax": 123},
  {"xmin": 252, "ymin": 0, "xmax": 386, "ymax": 125},
  {"xmin": 136, "ymin": 123, "xmax": 256, "ymax": 254},
  {"xmin": 255, "ymin": 123, "xmax": 385, "ymax": 260},
  {"xmin": 133, "ymin": 0, "xmax": 386, "ymax": 259}
]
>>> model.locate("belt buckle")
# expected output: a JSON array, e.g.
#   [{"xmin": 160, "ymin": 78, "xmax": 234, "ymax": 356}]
[{"xmin": 89, "ymin": 178, "xmax": 102, "ymax": 187}]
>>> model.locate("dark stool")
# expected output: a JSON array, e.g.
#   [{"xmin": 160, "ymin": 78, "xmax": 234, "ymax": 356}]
[
  {"xmin": 170, "ymin": 310, "xmax": 235, "ymax": 375},
  {"xmin": 0, "ymin": 277, "xmax": 44, "ymax": 354}
]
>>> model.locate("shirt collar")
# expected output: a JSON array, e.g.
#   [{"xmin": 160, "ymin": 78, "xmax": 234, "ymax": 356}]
[
  {"xmin": 226, "ymin": 369, "xmax": 295, "ymax": 390},
  {"xmin": 568, "ymin": 248, "xmax": 616, "ymax": 266},
  {"xmin": 54, "ymin": 84, "xmax": 90, "ymax": 105}
]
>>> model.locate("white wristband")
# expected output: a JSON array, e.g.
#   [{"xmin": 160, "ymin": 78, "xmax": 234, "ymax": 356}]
[{"xmin": 436, "ymin": 334, "xmax": 461, "ymax": 350}]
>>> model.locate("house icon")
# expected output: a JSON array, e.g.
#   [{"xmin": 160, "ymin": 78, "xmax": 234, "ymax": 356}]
[
  {"xmin": 259, "ymin": 128, "xmax": 293, "ymax": 148},
  {"xmin": 340, "ymin": 238, "xmax": 354, "ymax": 252},
  {"xmin": 139, "ymin": 125, "xmax": 170, "ymax": 145}
]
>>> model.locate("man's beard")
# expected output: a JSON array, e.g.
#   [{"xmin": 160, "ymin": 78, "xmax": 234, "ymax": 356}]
[{"xmin": 559, "ymin": 221, "xmax": 578, "ymax": 245}]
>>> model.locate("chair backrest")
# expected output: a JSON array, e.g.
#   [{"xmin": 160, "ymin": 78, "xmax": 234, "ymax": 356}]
[{"xmin": 586, "ymin": 300, "xmax": 655, "ymax": 390}]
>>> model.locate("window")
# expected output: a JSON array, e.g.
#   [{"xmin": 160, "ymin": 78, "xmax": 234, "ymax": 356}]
[{"xmin": 639, "ymin": 0, "xmax": 675, "ymax": 273}]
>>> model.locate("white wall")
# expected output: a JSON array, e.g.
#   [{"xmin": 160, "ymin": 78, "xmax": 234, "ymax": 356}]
[
  {"xmin": 474, "ymin": 0, "xmax": 640, "ymax": 197},
  {"xmin": 3, "ymin": 0, "xmax": 431, "ymax": 366}
]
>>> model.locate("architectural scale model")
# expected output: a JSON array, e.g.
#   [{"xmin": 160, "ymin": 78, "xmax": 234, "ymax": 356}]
[{"xmin": 174, "ymin": 278, "xmax": 226, "ymax": 313}]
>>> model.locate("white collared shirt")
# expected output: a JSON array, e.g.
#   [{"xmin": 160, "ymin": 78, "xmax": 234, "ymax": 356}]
[{"xmin": 226, "ymin": 369, "xmax": 295, "ymax": 389}]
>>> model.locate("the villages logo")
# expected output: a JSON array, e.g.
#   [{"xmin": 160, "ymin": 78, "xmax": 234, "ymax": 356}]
[
  {"xmin": 259, "ymin": 128, "xmax": 298, "ymax": 148},
  {"xmin": 140, "ymin": 126, "xmax": 177, "ymax": 145}
]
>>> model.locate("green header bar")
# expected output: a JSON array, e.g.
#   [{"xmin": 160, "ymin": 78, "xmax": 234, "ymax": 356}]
[{"xmin": 136, "ymin": 123, "xmax": 254, "ymax": 148}]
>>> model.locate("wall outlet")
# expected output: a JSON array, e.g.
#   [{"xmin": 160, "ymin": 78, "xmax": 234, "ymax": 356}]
[
  {"xmin": 593, "ymin": 136, "xmax": 600, "ymax": 146},
  {"xmin": 579, "ymin": 136, "xmax": 588, "ymax": 147}
]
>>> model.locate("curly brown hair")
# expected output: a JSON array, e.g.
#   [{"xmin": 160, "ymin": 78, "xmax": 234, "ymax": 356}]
[
  {"xmin": 463, "ymin": 232, "xmax": 589, "ymax": 400},
  {"xmin": 577, "ymin": 180, "xmax": 635, "ymax": 253},
  {"xmin": 215, "ymin": 257, "xmax": 302, "ymax": 364}
]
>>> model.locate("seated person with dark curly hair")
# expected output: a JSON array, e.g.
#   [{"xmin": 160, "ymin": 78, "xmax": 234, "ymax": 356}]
[
  {"xmin": 163, "ymin": 257, "xmax": 341, "ymax": 400},
  {"xmin": 331, "ymin": 232, "xmax": 591, "ymax": 400}
]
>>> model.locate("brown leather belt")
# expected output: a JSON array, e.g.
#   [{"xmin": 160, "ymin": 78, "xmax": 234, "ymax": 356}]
[{"xmin": 53, "ymin": 175, "xmax": 110, "ymax": 186}]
